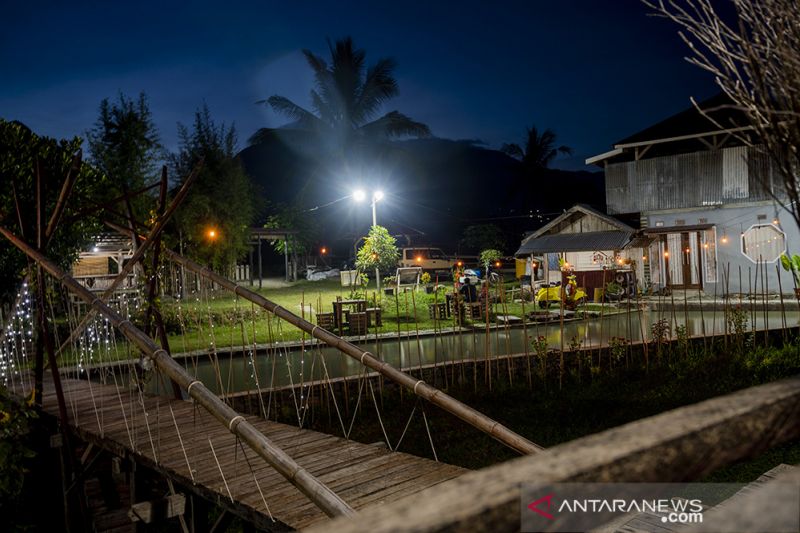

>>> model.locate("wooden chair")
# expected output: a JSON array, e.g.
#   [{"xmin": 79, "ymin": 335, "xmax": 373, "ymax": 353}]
[
  {"xmin": 366, "ymin": 307, "xmax": 382, "ymax": 327},
  {"xmin": 466, "ymin": 302, "xmax": 484, "ymax": 319},
  {"xmin": 347, "ymin": 312, "xmax": 368, "ymax": 336},
  {"xmin": 315, "ymin": 312, "xmax": 335, "ymax": 331},
  {"xmin": 428, "ymin": 302, "xmax": 448, "ymax": 320}
]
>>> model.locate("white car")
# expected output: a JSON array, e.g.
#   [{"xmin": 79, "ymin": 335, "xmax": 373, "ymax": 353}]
[{"xmin": 399, "ymin": 247, "xmax": 454, "ymax": 275}]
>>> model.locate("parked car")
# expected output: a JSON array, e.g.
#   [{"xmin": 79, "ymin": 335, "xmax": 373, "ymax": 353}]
[{"xmin": 399, "ymin": 247, "xmax": 456, "ymax": 277}]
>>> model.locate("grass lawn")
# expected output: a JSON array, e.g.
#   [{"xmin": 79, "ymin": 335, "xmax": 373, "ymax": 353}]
[
  {"xmin": 154, "ymin": 278, "xmax": 623, "ymax": 355},
  {"xmin": 54, "ymin": 278, "xmax": 623, "ymax": 366}
]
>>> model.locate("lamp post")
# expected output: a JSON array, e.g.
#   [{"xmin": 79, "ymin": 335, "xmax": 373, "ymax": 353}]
[{"xmin": 354, "ymin": 189, "xmax": 384, "ymax": 293}]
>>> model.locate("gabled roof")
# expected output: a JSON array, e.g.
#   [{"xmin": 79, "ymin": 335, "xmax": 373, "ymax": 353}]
[
  {"xmin": 585, "ymin": 93, "xmax": 754, "ymax": 166},
  {"xmin": 529, "ymin": 204, "xmax": 634, "ymax": 239},
  {"xmin": 516, "ymin": 231, "xmax": 633, "ymax": 255},
  {"xmin": 615, "ymin": 93, "xmax": 746, "ymax": 146},
  {"xmin": 515, "ymin": 204, "xmax": 636, "ymax": 256}
]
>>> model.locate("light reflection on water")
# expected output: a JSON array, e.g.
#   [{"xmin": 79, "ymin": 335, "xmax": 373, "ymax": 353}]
[{"xmin": 144, "ymin": 309, "xmax": 800, "ymax": 396}]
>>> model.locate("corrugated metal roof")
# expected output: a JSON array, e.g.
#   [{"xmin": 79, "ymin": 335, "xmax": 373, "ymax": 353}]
[
  {"xmin": 528, "ymin": 204, "xmax": 635, "ymax": 240},
  {"xmin": 515, "ymin": 230, "xmax": 632, "ymax": 255}
]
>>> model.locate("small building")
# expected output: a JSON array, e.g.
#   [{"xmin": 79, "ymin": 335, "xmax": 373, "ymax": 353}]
[
  {"xmin": 71, "ymin": 233, "xmax": 136, "ymax": 293},
  {"xmin": 515, "ymin": 204, "xmax": 648, "ymax": 298},
  {"xmin": 586, "ymin": 94, "xmax": 796, "ymax": 294}
]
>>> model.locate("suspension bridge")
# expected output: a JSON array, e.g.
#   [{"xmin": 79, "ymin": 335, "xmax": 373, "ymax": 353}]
[{"xmin": 0, "ymin": 162, "xmax": 541, "ymax": 531}]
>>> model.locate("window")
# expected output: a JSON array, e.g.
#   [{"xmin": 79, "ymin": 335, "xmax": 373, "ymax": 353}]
[
  {"xmin": 741, "ymin": 224, "xmax": 786, "ymax": 262},
  {"xmin": 408, "ymin": 249, "xmax": 429, "ymax": 260},
  {"xmin": 429, "ymin": 249, "xmax": 446, "ymax": 259}
]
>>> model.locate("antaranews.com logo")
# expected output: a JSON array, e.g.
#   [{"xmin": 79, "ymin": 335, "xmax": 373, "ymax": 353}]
[
  {"xmin": 520, "ymin": 482, "xmax": 800, "ymax": 532},
  {"xmin": 527, "ymin": 492, "xmax": 703, "ymax": 524}
]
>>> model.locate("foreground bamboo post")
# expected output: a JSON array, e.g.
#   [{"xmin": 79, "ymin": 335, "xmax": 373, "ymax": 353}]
[
  {"xmin": 110, "ymin": 226, "xmax": 542, "ymax": 454},
  {"xmin": 0, "ymin": 225, "xmax": 355, "ymax": 519}
]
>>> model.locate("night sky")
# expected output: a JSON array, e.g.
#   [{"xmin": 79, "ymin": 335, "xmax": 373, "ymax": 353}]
[{"xmin": 1, "ymin": 0, "xmax": 720, "ymax": 170}]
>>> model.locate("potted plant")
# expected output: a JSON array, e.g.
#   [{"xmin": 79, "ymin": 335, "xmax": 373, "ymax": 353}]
[
  {"xmin": 604, "ymin": 281, "xmax": 624, "ymax": 301},
  {"xmin": 480, "ymin": 248, "xmax": 503, "ymax": 281},
  {"xmin": 420, "ymin": 272, "xmax": 433, "ymax": 293},
  {"xmin": 779, "ymin": 253, "xmax": 800, "ymax": 298},
  {"xmin": 383, "ymin": 275, "xmax": 397, "ymax": 296}
]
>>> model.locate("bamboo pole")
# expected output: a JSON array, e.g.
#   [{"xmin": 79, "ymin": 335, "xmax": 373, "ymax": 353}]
[
  {"xmin": 0, "ymin": 225, "xmax": 355, "ymax": 518},
  {"xmin": 133, "ymin": 232, "xmax": 542, "ymax": 454}
]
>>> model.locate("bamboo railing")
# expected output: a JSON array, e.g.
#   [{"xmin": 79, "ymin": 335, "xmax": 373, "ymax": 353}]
[{"xmin": 0, "ymin": 225, "xmax": 355, "ymax": 519}]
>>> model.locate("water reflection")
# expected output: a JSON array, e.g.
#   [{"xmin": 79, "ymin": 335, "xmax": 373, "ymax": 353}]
[{"xmin": 144, "ymin": 309, "xmax": 800, "ymax": 396}]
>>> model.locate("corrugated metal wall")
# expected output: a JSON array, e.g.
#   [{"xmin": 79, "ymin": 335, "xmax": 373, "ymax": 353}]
[{"xmin": 606, "ymin": 146, "xmax": 777, "ymax": 214}]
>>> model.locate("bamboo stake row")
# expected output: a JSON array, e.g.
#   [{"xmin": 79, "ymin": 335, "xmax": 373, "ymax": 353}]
[{"xmin": 140, "ymin": 236, "xmax": 544, "ymax": 455}]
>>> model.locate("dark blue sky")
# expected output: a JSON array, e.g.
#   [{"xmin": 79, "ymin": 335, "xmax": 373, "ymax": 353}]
[{"xmin": 1, "ymin": 0, "xmax": 719, "ymax": 170}]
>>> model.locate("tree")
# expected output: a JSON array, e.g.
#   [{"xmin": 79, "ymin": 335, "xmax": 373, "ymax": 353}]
[
  {"xmin": 644, "ymin": 0, "xmax": 800, "ymax": 230},
  {"xmin": 460, "ymin": 224, "xmax": 508, "ymax": 254},
  {"xmin": 252, "ymin": 37, "xmax": 431, "ymax": 150},
  {"xmin": 501, "ymin": 126, "xmax": 573, "ymax": 171},
  {"xmin": 0, "ymin": 120, "xmax": 108, "ymax": 307},
  {"xmin": 479, "ymin": 249, "xmax": 503, "ymax": 279},
  {"xmin": 170, "ymin": 105, "xmax": 255, "ymax": 273},
  {"xmin": 86, "ymin": 92, "xmax": 162, "ymax": 221},
  {"xmin": 355, "ymin": 225, "xmax": 399, "ymax": 276}
]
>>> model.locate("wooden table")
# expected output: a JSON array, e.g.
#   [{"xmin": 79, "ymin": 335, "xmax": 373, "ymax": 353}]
[{"xmin": 332, "ymin": 299, "xmax": 367, "ymax": 331}]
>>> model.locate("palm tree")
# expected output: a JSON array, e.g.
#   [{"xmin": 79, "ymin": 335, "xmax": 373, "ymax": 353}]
[
  {"xmin": 251, "ymin": 37, "xmax": 430, "ymax": 148},
  {"xmin": 501, "ymin": 126, "xmax": 573, "ymax": 170}
]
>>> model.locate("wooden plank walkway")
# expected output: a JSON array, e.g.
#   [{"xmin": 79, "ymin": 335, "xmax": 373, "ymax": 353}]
[{"xmin": 41, "ymin": 377, "xmax": 465, "ymax": 530}]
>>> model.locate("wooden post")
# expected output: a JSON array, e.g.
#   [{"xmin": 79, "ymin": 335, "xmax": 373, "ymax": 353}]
[
  {"xmin": 283, "ymin": 234, "xmax": 288, "ymax": 283},
  {"xmin": 258, "ymin": 234, "xmax": 263, "ymax": 289},
  {"xmin": 33, "ymin": 160, "xmax": 44, "ymax": 405}
]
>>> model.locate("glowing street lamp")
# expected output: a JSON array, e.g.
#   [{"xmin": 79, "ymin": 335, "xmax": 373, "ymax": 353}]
[
  {"xmin": 354, "ymin": 189, "xmax": 385, "ymax": 291},
  {"xmin": 206, "ymin": 227, "xmax": 219, "ymax": 241}
]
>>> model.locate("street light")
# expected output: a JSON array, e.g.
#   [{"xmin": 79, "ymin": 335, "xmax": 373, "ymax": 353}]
[{"xmin": 354, "ymin": 189, "xmax": 385, "ymax": 292}]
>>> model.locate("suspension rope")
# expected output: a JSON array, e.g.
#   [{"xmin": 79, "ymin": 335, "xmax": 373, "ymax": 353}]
[
  {"xmin": 169, "ymin": 403, "xmax": 194, "ymax": 483},
  {"xmin": 208, "ymin": 437, "xmax": 234, "ymax": 503}
]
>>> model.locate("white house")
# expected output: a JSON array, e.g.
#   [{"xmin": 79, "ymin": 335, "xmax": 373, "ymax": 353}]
[{"xmin": 586, "ymin": 95, "xmax": 796, "ymax": 295}]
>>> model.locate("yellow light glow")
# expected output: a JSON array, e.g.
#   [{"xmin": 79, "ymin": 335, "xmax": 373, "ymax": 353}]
[
  {"xmin": 721, "ymin": 236, "xmax": 729, "ymax": 243},
  {"xmin": 495, "ymin": 261, "xmax": 501, "ymax": 267},
  {"xmin": 642, "ymin": 256, "xmax": 647, "ymax": 261},
  {"xmin": 416, "ymin": 256, "xmax": 422, "ymax": 262},
  {"xmin": 206, "ymin": 227, "xmax": 218, "ymax": 240},
  {"xmin": 664, "ymin": 251, "xmax": 669, "ymax": 258},
  {"xmin": 456, "ymin": 261, "xmax": 463, "ymax": 267},
  {"xmin": 321, "ymin": 247, "xmax": 327, "ymax": 255}
]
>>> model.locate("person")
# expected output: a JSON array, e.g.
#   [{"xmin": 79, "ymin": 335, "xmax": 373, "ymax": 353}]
[{"xmin": 459, "ymin": 276, "xmax": 478, "ymax": 303}]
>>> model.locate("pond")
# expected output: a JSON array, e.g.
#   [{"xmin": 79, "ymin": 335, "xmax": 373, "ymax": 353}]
[{"xmin": 131, "ymin": 306, "xmax": 800, "ymax": 396}]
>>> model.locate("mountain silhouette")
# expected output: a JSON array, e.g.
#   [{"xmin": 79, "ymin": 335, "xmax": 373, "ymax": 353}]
[{"xmin": 238, "ymin": 133, "xmax": 604, "ymax": 254}]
